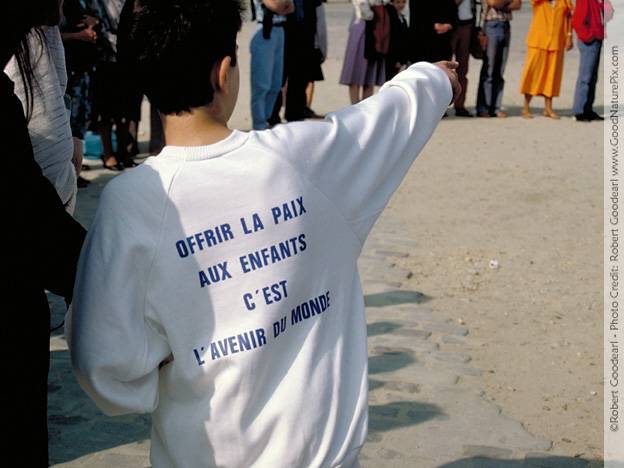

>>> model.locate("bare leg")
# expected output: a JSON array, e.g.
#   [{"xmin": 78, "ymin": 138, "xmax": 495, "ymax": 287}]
[
  {"xmin": 349, "ymin": 85, "xmax": 360, "ymax": 105},
  {"xmin": 544, "ymin": 97, "xmax": 560, "ymax": 119},
  {"xmin": 281, "ymin": 82, "xmax": 288, "ymax": 111},
  {"xmin": 127, "ymin": 119, "xmax": 139, "ymax": 156},
  {"xmin": 306, "ymin": 82, "xmax": 315, "ymax": 108},
  {"xmin": 522, "ymin": 94, "xmax": 533, "ymax": 119},
  {"xmin": 100, "ymin": 122, "xmax": 119, "ymax": 168},
  {"xmin": 362, "ymin": 85, "xmax": 374, "ymax": 100}
]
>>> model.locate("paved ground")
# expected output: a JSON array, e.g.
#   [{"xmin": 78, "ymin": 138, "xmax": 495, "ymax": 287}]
[{"xmin": 48, "ymin": 2, "xmax": 603, "ymax": 467}]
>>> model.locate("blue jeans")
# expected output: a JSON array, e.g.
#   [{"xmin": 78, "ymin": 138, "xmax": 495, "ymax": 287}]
[
  {"xmin": 573, "ymin": 39, "xmax": 602, "ymax": 115},
  {"xmin": 250, "ymin": 25, "xmax": 285, "ymax": 130},
  {"xmin": 477, "ymin": 21, "xmax": 511, "ymax": 115}
]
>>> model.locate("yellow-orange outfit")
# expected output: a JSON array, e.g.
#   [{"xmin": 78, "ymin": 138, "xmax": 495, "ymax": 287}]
[{"xmin": 519, "ymin": 0, "xmax": 573, "ymax": 98}]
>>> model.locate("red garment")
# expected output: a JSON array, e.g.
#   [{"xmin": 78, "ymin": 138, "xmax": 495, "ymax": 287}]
[
  {"xmin": 572, "ymin": 0, "xmax": 613, "ymax": 42},
  {"xmin": 371, "ymin": 5, "xmax": 391, "ymax": 55}
]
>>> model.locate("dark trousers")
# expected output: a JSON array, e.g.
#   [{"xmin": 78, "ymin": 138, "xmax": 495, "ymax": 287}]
[
  {"xmin": 3, "ymin": 291, "xmax": 51, "ymax": 467},
  {"xmin": 476, "ymin": 20, "xmax": 510, "ymax": 115},
  {"xmin": 573, "ymin": 39, "xmax": 602, "ymax": 115},
  {"xmin": 450, "ymin": 21, "xmax": 472, "ymax": 109},
  {"xmin": 284, "ymin": 22, "xmax": 312, "ymax": 121}
]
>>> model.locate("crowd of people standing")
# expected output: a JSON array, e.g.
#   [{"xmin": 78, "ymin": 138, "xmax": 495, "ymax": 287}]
[
  {"xmin": 337, "ymin": 0, "xmax": 612, "ymax": 120},
  {"xmin": 254, "ymin": 0, "xmax": 613, "ymax": 125}
]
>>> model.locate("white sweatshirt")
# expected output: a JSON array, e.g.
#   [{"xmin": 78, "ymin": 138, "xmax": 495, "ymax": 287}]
[{"xmin": 67, "ymin": 62, "xmax": 451, "ymax": 468}]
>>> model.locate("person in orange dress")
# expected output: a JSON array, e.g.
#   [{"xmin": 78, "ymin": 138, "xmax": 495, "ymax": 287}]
[{"xmin": 519, "ymin": 0, "xmax": 574, "ymax": 119}]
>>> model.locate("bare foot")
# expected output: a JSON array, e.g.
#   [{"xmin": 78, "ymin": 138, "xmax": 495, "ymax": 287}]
[
  {"xmin": 101, "ymin": 155, "xmax": 122, "ymax": 171},
  {"xmin": 543, "ymin": 110, "xmax": 560, "ymax": 119},
  {"xmin": 495, "ymin": 111, "xmax": 508, "ymax": 118},
  {"xmin": 521, "ymin": 110, "xmax": 533, "ymax": 119}
]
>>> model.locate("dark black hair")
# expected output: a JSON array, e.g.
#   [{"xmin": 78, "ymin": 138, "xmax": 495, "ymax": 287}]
[
  {"xmin": 15, "ymin": 29, "xmax": 46, "ymax": 121},
  {"xmin": 119, "ymin": 0, "xmax": 244, "ymax": 115},
  {"xmin": 3, "ymin": 1, "xmax": 60, "ymax": 121}
]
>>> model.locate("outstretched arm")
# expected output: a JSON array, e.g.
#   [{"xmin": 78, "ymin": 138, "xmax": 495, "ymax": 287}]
[{"xmin": 260, "ymin": 61, "xmax": 459, "ymax": 242}]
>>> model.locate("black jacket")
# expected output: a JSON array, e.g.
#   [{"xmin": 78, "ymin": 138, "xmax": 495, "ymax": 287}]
[
  {"xmin": 409, "ymin": 0, "xmax": 459, "ymax": 62},
  {"xmin": 386, "ymin": 5, "xmax": 410, "ymax": 67},
  {"xmin": 0, "ymin": 71, "xmax": 86, "ymax": 466}
]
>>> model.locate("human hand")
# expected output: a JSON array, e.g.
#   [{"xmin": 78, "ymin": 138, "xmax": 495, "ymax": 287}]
[
  {"xmin": 76, "ymin": 27, "xmax": 97, "ymax": 43},
  {"xmin": 434, "ymin": 61, "xmax": 461, "ymax": 105},
  {"xmin": 78, "ymin": 15, "xmax": 99, "ymax": 28},
  {"xmin": 434, "ymin": 23, "xmax": 452, "ymax": 34},
  {"xmin": 281, "ymin": 0, "xmax": 295, "ymax": 15},
  {"xmin": 265, "ymin": 0, "xmax": 294, "ymax": 16},
  {"xmin": 565, "ymin": 34, "xmax": 573, "ymax": 51}
]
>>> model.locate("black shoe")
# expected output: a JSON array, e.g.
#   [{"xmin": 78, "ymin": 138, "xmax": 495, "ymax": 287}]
[
  {"xmin": 77, "ymin": 176, "xmax": 91, "ymax": 188},
  {"xmin": 454, "ymin": 108, "xmax": 473, "ymax": 117},
  {"xmin": 575, "ymin": 113, "xmax": 590, "ymax": 122},
  {"xmin": 587, "ymin": 111, "xmax": 604, "ymax": 121},
  {"xmin": 303, "ymin": 107, "xmax": 324, "ymax": 119},
  {"xmin": 267, "ymin": 116, "xmax": 281, "ymax": 127},
  {"xmin": 122, "ymin": 159, "xmax": 138, "ymax": 168}
]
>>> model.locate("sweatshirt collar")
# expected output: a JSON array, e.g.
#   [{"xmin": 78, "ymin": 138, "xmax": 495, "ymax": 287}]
[{"xmin": 159, "ymin": 130, "xmax": 249, "ymax": 161}]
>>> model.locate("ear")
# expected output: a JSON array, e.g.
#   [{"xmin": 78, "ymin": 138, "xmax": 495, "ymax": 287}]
[{"xmin": 215, "ymin": 56, "xmax": 233, "ymax": 94}]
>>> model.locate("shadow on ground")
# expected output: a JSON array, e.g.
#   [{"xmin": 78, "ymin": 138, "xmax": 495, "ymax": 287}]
[
  {"xmin": 365, "ymin": 290, "xmax": 430, "ymax": 307},
  {"xmin": 369, "ymin": 401, "xmax": 446, "ymax": 433},
  {"xmin": 369, "ymin": 351, "xmax": 415, "ymax": 374},
  {"xmin": 367, "ymin": 321, "xmax": 403, "ymax": 336},
  {"xmin": 446, "ymin": 105, "xmax": 605, "ymax": 120},
  {"xmin": 438, "ymin": 455, "xmax": 604, "ymax": 468},
  {"xmin": 445, "ymin": 105, "xmax": 606, "ymax": 120}
]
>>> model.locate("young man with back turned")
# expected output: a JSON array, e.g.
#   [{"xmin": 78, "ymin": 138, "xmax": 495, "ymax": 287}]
[{"xmin": 67, "ymin": 1, "xmax": 460, "ymax": 466}]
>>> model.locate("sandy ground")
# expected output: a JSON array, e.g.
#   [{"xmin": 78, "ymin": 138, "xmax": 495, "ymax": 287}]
[
  {"xmin": 384, "ymin": 7, "xmax": 604, "ymax": 464},
  {"xmin": 71, "ymin": 0, "xmax": 603, "ymax": 464}
]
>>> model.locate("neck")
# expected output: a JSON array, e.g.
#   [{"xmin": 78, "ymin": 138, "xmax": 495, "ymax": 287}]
[{"xmin": 162, "ymin": 106, "xmax": 232, "ymax": 147}]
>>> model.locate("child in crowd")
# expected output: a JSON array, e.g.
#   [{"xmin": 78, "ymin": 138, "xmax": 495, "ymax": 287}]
[{"xmin": 67, "ymin": 1, "xmax": 459, "ymax": 467}]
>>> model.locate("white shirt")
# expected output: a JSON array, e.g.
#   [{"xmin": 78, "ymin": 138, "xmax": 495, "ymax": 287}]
[
  {"xmin": 458, "ymin": 0, "xmax": 474, "ymax": 21},
  {"xmin": 254, "ymin": 0, "xmax": 287, "ymax": 24},
  {"xmin": 353, "ymin": 0, "xmax": 386, "ymax": 21},
  {"xmin": 5, "ymin": 26, "xmax": 76, "ymax": 212},
  {"xmin": 67, "ymin": 62, "xmax": 451, "ymax": 468}
]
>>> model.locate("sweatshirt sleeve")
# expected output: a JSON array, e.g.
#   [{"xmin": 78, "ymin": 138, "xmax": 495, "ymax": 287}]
[
  {"xmin": 264, "ymin": 62, "xmax": 451, "ymax": 242},
  {"xmin": 66, "ymin": 175, "xmax": 172, "ymax": 416}
]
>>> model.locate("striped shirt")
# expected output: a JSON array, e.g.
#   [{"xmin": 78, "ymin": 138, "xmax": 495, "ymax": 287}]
[{"xmin": 5, "ymin": 27, "xmax": 76, "ymax": 212}]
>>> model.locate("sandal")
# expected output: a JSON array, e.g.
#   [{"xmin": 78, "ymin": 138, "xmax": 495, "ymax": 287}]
[{"xmin": 100, "ymin": 156, "xmax": 123, "ymax": 171}]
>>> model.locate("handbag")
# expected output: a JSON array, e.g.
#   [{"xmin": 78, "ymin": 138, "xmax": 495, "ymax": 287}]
[
  {"xmin": 470, "ymin": 0, "xmax": 488, "ymax": 59},
  {"xmin": 364, "ymin": 5, "xmax": 391, "ymax": 60}
]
